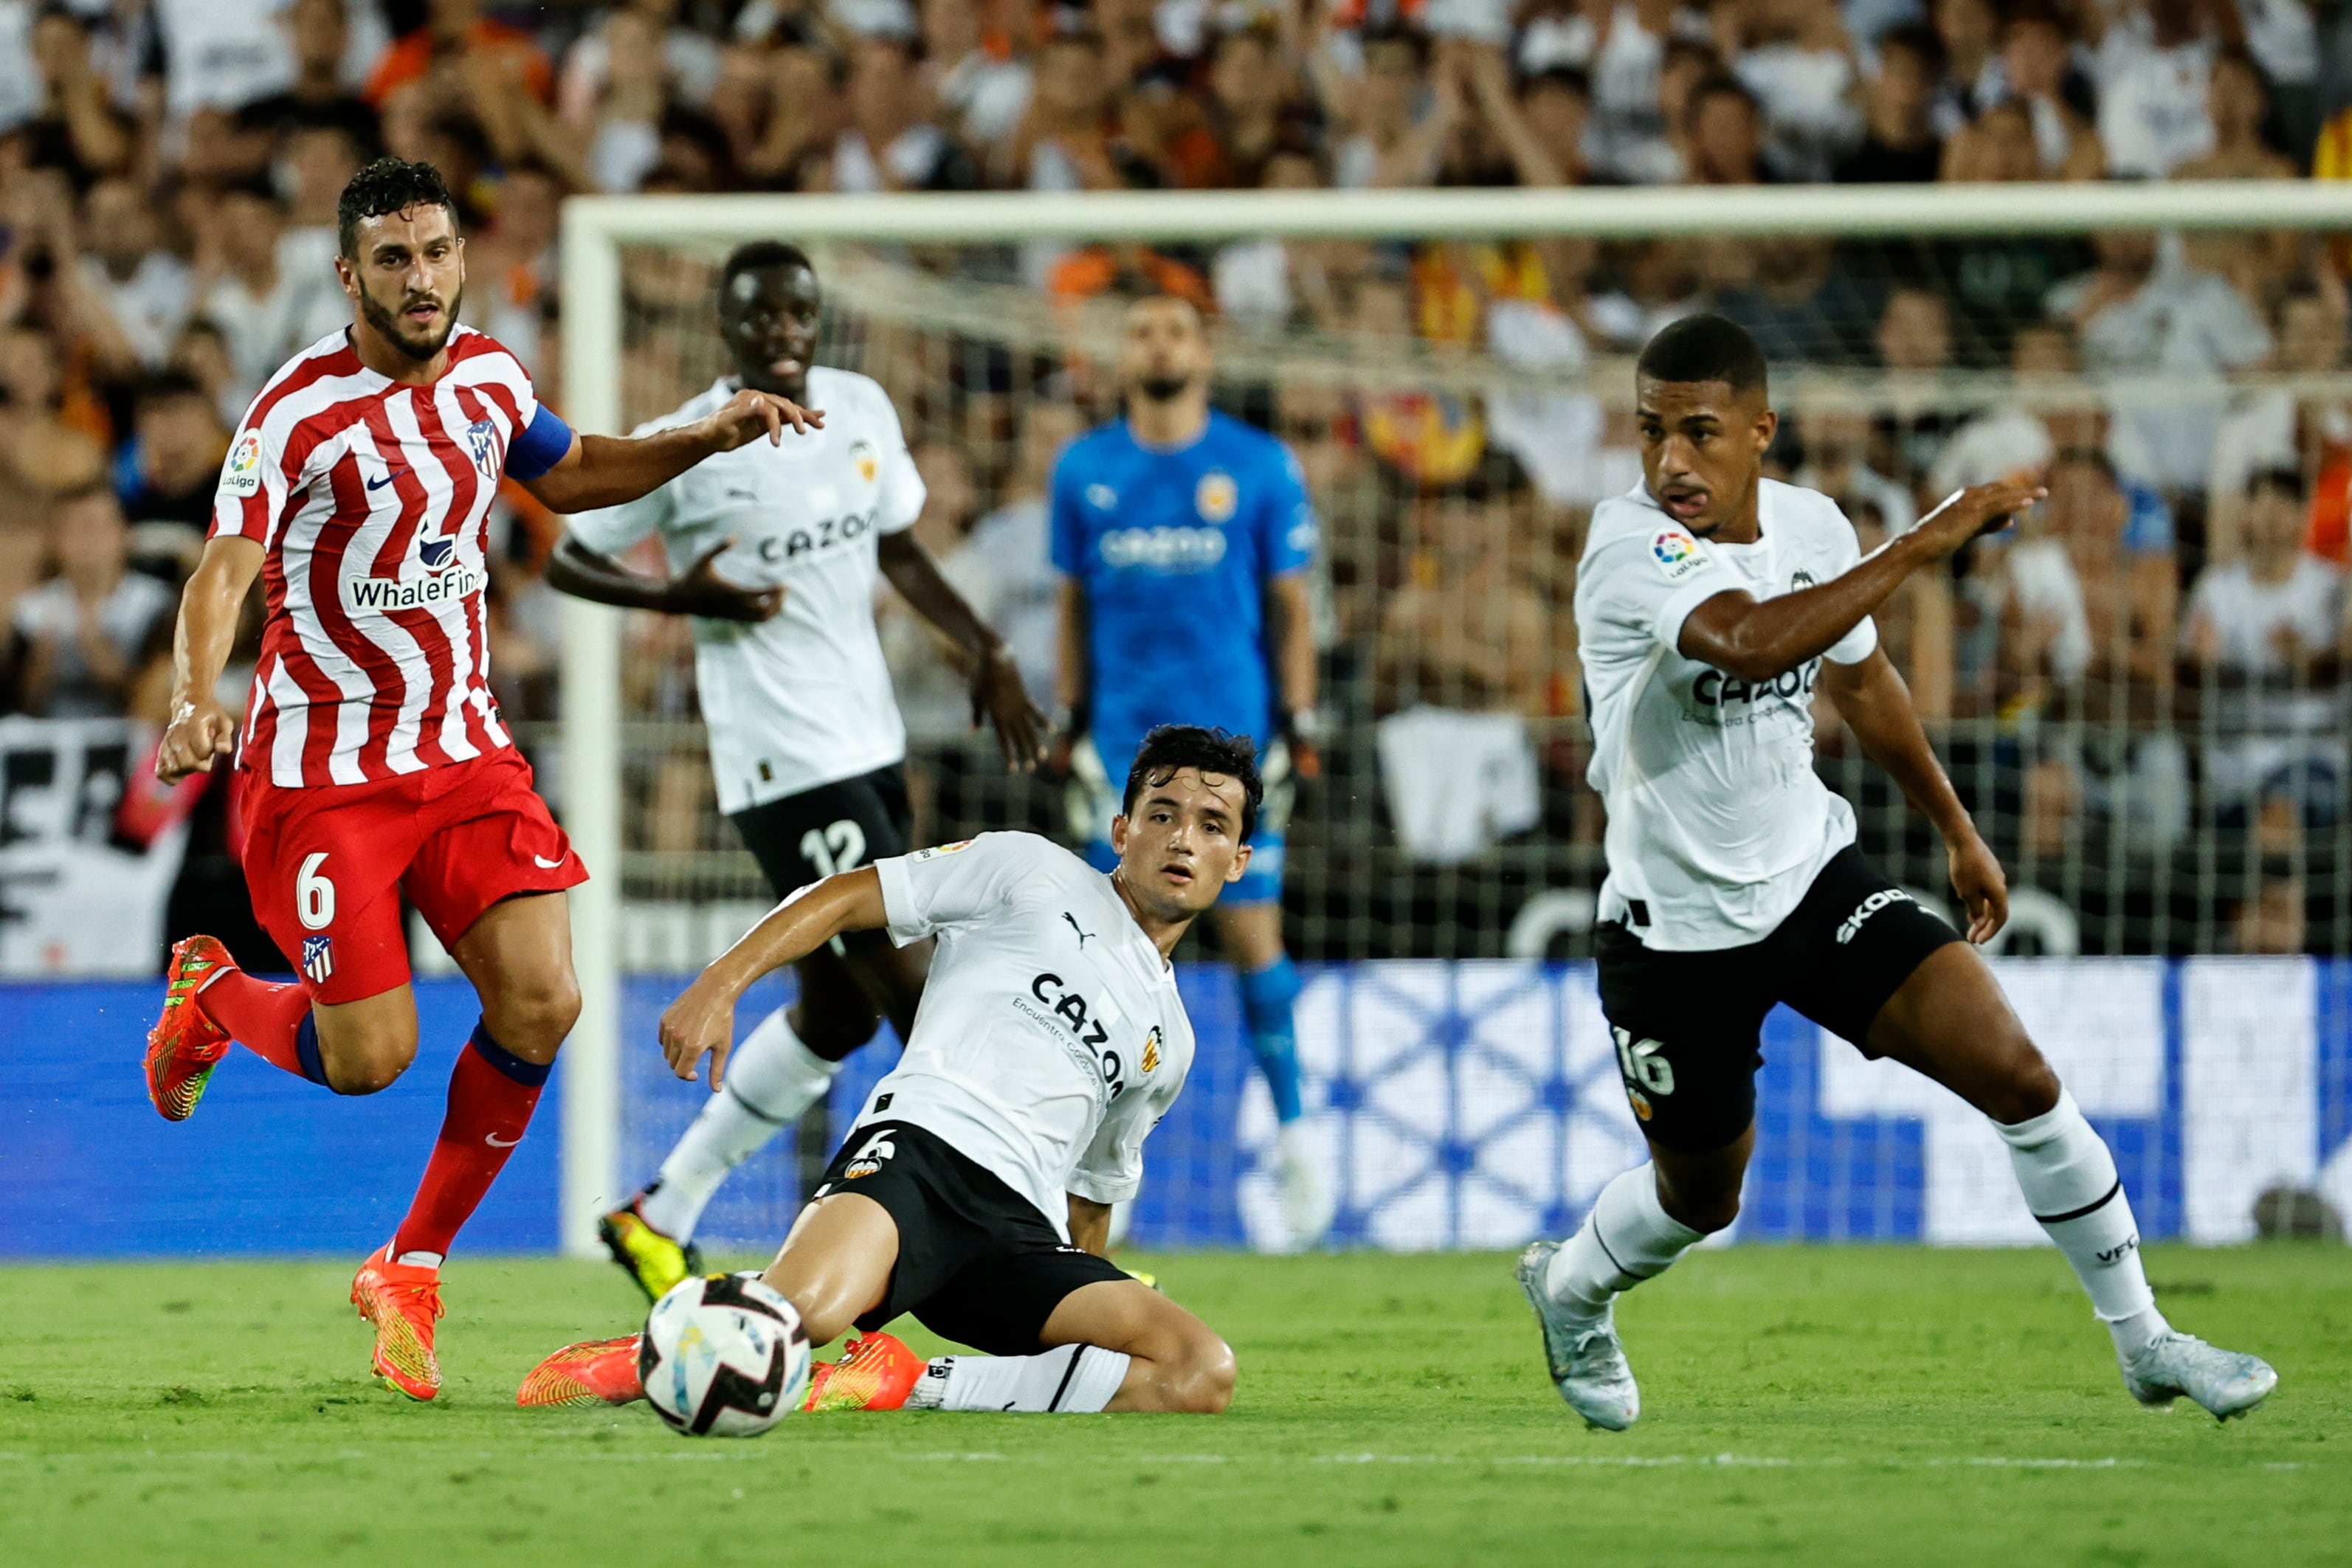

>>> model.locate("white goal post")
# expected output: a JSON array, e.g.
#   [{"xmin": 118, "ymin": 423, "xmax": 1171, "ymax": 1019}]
[{"xmin": 553, "ymin": 179, "xmax": 2352, "ymax": 1257}]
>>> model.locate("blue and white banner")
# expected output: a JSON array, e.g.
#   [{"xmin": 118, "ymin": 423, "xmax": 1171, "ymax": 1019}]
[{"xmin": 4, "ymin": 958, "xmax": 2346, "ymax": 1257}]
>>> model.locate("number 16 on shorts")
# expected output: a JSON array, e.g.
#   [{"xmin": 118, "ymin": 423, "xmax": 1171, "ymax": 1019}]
[{"xmin": 1613, "ymin": 1026, "xmax": 1675, "ymax": 1124}]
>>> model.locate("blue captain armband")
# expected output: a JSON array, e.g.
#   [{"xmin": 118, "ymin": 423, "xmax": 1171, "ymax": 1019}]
[{"xmin": 506, "ymin": 407, "xmax": 575, "ymax": 482}]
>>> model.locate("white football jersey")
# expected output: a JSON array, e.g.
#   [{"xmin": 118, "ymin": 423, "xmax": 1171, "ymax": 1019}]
[
  {"xmin": 1574, "ymin": 478, "xmax": 1879, "ymax": 951},
  {"xmin": 856, "ymin": 832, "xmax": 1195, "ymax": 1237},
  {"xmin": 569, "ymin": 368, "xmax": 925, "ymax": 812}
]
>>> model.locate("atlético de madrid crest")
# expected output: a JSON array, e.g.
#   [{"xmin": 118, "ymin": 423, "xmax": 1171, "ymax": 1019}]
[{"xmin": 464, "ymin": 418, "xmax": 500, "ymax": 480}]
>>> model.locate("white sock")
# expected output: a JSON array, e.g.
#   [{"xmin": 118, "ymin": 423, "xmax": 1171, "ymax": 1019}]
[
  {"xmin": 638, "ymin": 1008, "xmax": 841, "ymax": 1243},
  {"xmin": 394, "ymin": 1249, "xmax": 443, "ymax": 1270},
  {"xmin": 1543, "ymin": 1163, "xmax": 1705, "ymax": 1322},
  {"xmin": 903, "ymin": 1346, "xmax": 1132, "ymax": 1413},
  {"xmin": 1995, "ymin": 1088, "xmax": 2167, "ymax": 1361}
]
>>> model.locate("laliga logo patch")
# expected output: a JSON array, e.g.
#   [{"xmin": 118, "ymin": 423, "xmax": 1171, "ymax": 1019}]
[
  {"xmin": 223, "ymin": 432, "xmax": 263, "ymax": 497},
  {"xmin": 1195, "ymin": 471, "xmax": 1238, "ymax": 525},
  {"xmin": 1141, "ymin": 1027, "xmax": 1162, "ymax": 1076},
  {"xmin": 464, "ymin": 418, "xmax": 500, "ymax": 480},
  {"xmin": 1650, "ymin": 527, "xmax": 1713, "ymax": 583},
  {"xmin": 908, "ymin": 839, "xmax": 973, "ymax": 862},
  {"xmin": 850, "ymin": 439, "xmax": 877, "ymax": 483}
]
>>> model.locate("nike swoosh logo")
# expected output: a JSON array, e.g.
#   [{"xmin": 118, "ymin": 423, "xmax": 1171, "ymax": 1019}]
[
  {"xmin": 366, "ymin": 469, "xmax": 407, "ymax": 491},
  {"xmin": 485, "ymin": 1133, "xmax": 521, "ymax": 1147},
  {"xmin": 533, "ymin": 854, "xmax": 565, "ymax": 868}
]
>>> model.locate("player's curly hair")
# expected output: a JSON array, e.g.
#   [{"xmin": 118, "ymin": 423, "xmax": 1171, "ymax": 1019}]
[
  {"xmin": 337, "ymin": 158, "xmax": 455, "ymax": 260},
  {"xmin": 1122, "ymin": 725, "xmax": 1264, "ymax": 842}
]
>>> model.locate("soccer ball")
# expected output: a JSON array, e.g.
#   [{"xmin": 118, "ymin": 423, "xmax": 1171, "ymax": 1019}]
[{"xmin": 638, "ymin": 1273, "xmax": 812, "ymax": 1437}]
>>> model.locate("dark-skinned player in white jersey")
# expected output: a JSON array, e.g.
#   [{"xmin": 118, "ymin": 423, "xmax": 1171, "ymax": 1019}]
[
  {"xmin": 543, "ymin": 241, "xmax": 1044, "ymax": 1300},
  {"xmin": 1520, "ymin": 314, "xmax": 2275, "ymax": 1429}
]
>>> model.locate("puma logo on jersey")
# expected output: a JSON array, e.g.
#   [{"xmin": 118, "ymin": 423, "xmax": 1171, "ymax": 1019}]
[
  {"xmin": 1062, "ymin": 911, "xmax": 1095, "ymax": 949},
  {"xmin": 1835, "ymin": 887, "xmax": 1916, "ymax": 944},
  {"xmin": 755, "ymin": 508, "xmax": 877, "ymax": 562}
]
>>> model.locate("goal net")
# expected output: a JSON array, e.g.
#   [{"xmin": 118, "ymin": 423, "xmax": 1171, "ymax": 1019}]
[{"xmin": 551, "ymin": 183, "xmax": 2352, "ymax": 1256}]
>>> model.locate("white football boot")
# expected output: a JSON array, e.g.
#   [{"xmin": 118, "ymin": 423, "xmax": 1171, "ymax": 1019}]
[
  {"xmin": 2122, "ymin": 1332, "xmax": 2277, "ymax": 1421},
  {"xmin": 1275, "ymin": 1122, "xmax": 1335, "ymax": 1250},
  {"xmin": 1515, "ymin": 1240, "xmax": 1640, "ymax": 1431}
]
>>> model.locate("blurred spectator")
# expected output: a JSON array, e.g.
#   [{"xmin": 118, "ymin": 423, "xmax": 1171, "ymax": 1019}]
[
  {"xmin": 559, "ymin": 0, "xmax": 722, "ymax": 127},
  {"xmin": 1318, "ymin": 25, "xmax": 1451, "ymax": 189},
  {"xmin": 8, "ymin": 483, "xmax": 172, "ymax": 719},
  {"xmin": 2180, "ymin": 468, "xmax": 2342, "ymax": 825},
  {"xmin": 880, "ymin": 439, "xmax": 984, "ymax": 743},
  {"xmin": 77, "ymin": 177, "xmax": 191, "ymax": 370},
  {"xmin": 1799, "ymin": 404, "xmax": 1917, "ymax": 533},
  {"xmin": 1167, "ymin": 21, "xmax": 1300, "ymax": 190},
  {"xmin": 197, "ymin": 182, "xmax": 348, "ymax": 407},
  {"xmin": 960, "ymin": 401, "xmax": 1081, "ymax": 711},
  {"xmin": 117, "ymin": 372, "xmax": 228, "ymax": 573},
  {"xmin": 463, "ymin": 162, "xmax": 562, "ymax": 375},
  {"xmin": 20, "ymin": 5, "xmax": 133, "ymax": 190},
  {"xmin": 2232, "ymin": 862, "xmax": 2308, "ymax": 953},
  {"xmin": 1925, "ymin": 0, "xmax": 2001, "ymax": 137},
  {"xmin": 921, "ymin": 0, "xmax": 1034, "ymax": 151},
  {"xmin": 365, "ymin": 0, "xmax": 551, "ymax": 108},
  {"xmin": 2207, "ymin": 284, "xmax": 2351, "ymax": 562},
  {"xmin": 0, "ymin": 323, "xmax": 106, "ymax": 494},
  {"xmin": 1835, "ymin": 22, "xmax": 1942, "ymax": 182},
  {"xmin": 1851, "ymin": 492, "xmax": 1955, "ymax": 719},
  {"xmin": 2089, "ymin": 0, "xmax": 2225, "ymax": 179},
  {"xmin": 2048, "ymin": 229, "xmax": 2271, "ymax": 497},
  {"xmin": 1729, "ymin": 0, "xmax": 1863, "ymax": 182},
  {"xmin": 1373, "ymin": 481, "xmax": 1548, "ymax": 863},
  {"xmin": 2173, "ymin": 47, "xmax": 2293, "ymax": 181},
  {"xmin": 233, "ymin": 0, "xmax": 383, "ymax": 165},
  {"xmin": 1683, "ymin": 71, "xmax": 1766, "ymax": 182},
  {"xmin": 1993, "ymin": 2, "xmax": 2102, "ymax": 179},
  {"xmin": 996, "ymin": 27, "xmax": 1124, "ymax": 193}
]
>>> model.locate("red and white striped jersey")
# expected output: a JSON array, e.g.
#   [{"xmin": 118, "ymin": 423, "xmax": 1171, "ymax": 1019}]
[{"xmin": 212, "ymin": 326, "xmax": 551, "ymax": 788}]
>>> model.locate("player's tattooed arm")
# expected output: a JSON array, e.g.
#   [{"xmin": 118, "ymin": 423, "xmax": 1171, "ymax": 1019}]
[
  {"xmin": 156, "ymin": 536, "xmax": 263, "ymax": 783},
  {"xmin": 877, "ymin": 531, "xmax": 1048, "ymax": 770},
  {"xmin": 544, "ymin": 533, "xmax": 782, "ymax": 622},
  {"xmin": 659, "ymin": 866, "xmax": 890, "ymax": 1090},
  {"xmin": 517, "ymin": 389, "xmax": 824, "ymax": 514},
  {"xmin": 1678, "ymin": 478, "xmax": 2045, "ymax": 683},
  {"xmin": 1819, "ymin": 647, "xmax": 2009, "ymax": 944}
]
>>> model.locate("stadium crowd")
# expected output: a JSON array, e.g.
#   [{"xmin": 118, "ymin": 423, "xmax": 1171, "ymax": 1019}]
[{"xmin": 0, "ymin": 0, "xmax": 2347, "ymax": 956}]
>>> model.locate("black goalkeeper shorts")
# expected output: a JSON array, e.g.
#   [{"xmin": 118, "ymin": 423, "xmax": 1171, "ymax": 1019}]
[
  {"xmin": 1595, "ymin": 846, "xmax": 1962, "ymax": 1153},
  {"xmin": 728, "ymin": 764, "xmax": 912, "ymax": 900},
  {"xmin": 814, "ymin": 1119, "xmax": 1131, "ymax": 1356}
]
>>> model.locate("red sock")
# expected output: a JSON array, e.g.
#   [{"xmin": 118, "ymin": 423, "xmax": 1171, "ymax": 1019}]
[
  {"xmin": 196, "ymin": 968, "xmax": 325, "ymax": 1084},
  {"xmin": 391, "ymin": 1025, "xmax": 549, "ymax": 1262}
]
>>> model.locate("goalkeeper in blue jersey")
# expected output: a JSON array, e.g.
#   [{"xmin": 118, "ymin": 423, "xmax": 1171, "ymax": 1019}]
[{"xmin": 1052, "ymin": 295, "xmax": 1331, "ymax": 1249}]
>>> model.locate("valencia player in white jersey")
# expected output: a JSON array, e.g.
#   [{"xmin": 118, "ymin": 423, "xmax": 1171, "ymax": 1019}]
[
  {"xmin": 1521, "ymin": 314, "xmax": 2275, "ymax": 1429},
  {"xmin": 545, "ymin": 241, "xmax": 1044, "ymax": 1299},
  {"xmin": 519, "ymin": 727, "xmax": 1253, "ymax": 1418},
  {"xmin": 139, "ymin": 159, "xmax": 819, "ymax": 1402}
]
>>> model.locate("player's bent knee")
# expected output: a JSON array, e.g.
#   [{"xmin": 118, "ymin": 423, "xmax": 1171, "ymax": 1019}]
[
  {"xmin": 329, "ymin": 1032, "xmax": 417, "ymax": 1095},
  {"xmin": 492, "ymin": 971, "xmax": 582, "ymax": 1057},
  {"xmin": 1169, "ymin": 1336, "xmax": 1237, "ymax": 1415},
  {"xmin": 1986, "ymin": 1046, "xmax": 2063, "ymax": 1126}
]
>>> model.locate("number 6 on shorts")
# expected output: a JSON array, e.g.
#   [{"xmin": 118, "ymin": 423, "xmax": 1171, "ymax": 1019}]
[{"xmin": 297, "ymin": 852, "xmax": 337, "ymax": 930}]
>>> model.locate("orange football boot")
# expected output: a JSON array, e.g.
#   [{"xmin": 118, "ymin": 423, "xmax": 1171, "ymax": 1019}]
[
  {"xmin": 145, "ymin": 935, "xmax": 234, "ymax": 1121},
  {"xmin": 517, "ymin": 1335, "xmax": 646, "ymax": 1409},
  {"xmin": 804, "ymin": 1332, "xmax": 924, "ymax": 1412},
  {"xmin": 351, "ymin": 1243, "xmax": 444, "ymax": 1401}
]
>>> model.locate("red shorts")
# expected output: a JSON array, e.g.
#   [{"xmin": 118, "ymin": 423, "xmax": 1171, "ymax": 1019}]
[{"xmin": 238, "ymin": 748, "xmax": 589, "ymax": 1004}]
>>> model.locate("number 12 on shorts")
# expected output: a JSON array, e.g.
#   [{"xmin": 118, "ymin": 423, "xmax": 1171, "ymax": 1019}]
[{"xmin": 1613, "ymin": 1026, "xmax": 1675, "ymax": 1122}]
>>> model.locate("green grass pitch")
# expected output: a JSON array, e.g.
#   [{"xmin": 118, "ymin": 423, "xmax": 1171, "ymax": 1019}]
[{"xmin": 2, "ymin": 1244, "xmax": 2345, "ymax": 1567}]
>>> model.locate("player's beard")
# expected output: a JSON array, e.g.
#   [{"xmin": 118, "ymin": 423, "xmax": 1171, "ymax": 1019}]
[{"xmin": 359, "ymin": 280, "xmax": 463, "ymax": 362}]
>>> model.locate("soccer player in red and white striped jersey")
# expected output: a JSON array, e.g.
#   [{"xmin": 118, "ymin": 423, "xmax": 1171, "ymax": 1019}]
[{"xmin": 141, "ymin": 158, "xmax": 821, "ymax": 1401}]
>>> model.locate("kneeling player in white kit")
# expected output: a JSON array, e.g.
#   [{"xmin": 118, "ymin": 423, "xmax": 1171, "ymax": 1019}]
[
  {"xmin": 546, "ymin": 241, "xmax": 1044, "ymax": 1299},
  {"xmin": 1520, "ymin": 314, "xmax": 2276, "ymax": 1429},
  {"xmin": 518, "ymin": 725, "xmax": 1252, "ymax": 1416}
]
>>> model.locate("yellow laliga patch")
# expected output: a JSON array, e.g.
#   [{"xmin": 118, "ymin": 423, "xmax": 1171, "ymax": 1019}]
[
  {"xmin": 1195, "ymin": 471, "xmax": 1238, "ymax": 524},
  {"xmin": 851, "ymin": 439, "xmax": 878, "ymax": 483},
  {"xmin": 908, "ymin": 839, "xmax": 973, "ymax": 861}
]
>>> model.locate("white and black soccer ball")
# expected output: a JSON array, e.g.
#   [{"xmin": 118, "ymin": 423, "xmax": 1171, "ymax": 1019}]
[{"xmin": 638, "ymin": 1273, "xmax": 812, "ymax": 1437}]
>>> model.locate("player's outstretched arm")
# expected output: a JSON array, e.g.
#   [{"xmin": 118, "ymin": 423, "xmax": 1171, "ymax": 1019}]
[
  {"xmin": 155, "ymin": 536, "xmax": 263, "ymax": 783},
  {"xmin": 1819, "ymin": 646, "xmax": 2008, "ymax": 944},
  {"xmin": 542, "ymin": 533, "xmax": 782, "ymax": 622},
  {"xmin": 516, "ymin": 388, "xmax": 824, "ymax": 515},
  {"xmin": 658, "ymin": 867, "xmax": 889, "ymax": 1090},
  {"xmin": 876, "ymin": 531, "xmax": 1047, "ymax": 770},
  {"xmin": 1679, "ymin": 479, "xmax": 2044, "ymax": 683}
]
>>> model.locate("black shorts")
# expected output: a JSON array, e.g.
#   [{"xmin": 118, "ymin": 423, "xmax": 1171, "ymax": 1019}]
[
  {"xmin": 814, "ymin": 1119, "xmax": 1130, "ymax": 1356},
  {"xmin": 729, "ymin": 764, "xmax": 912, "ymax": 899},
  {"xmin": 1596, "ymin": 846, "xmax": 1962, "ymax": 1153}
]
